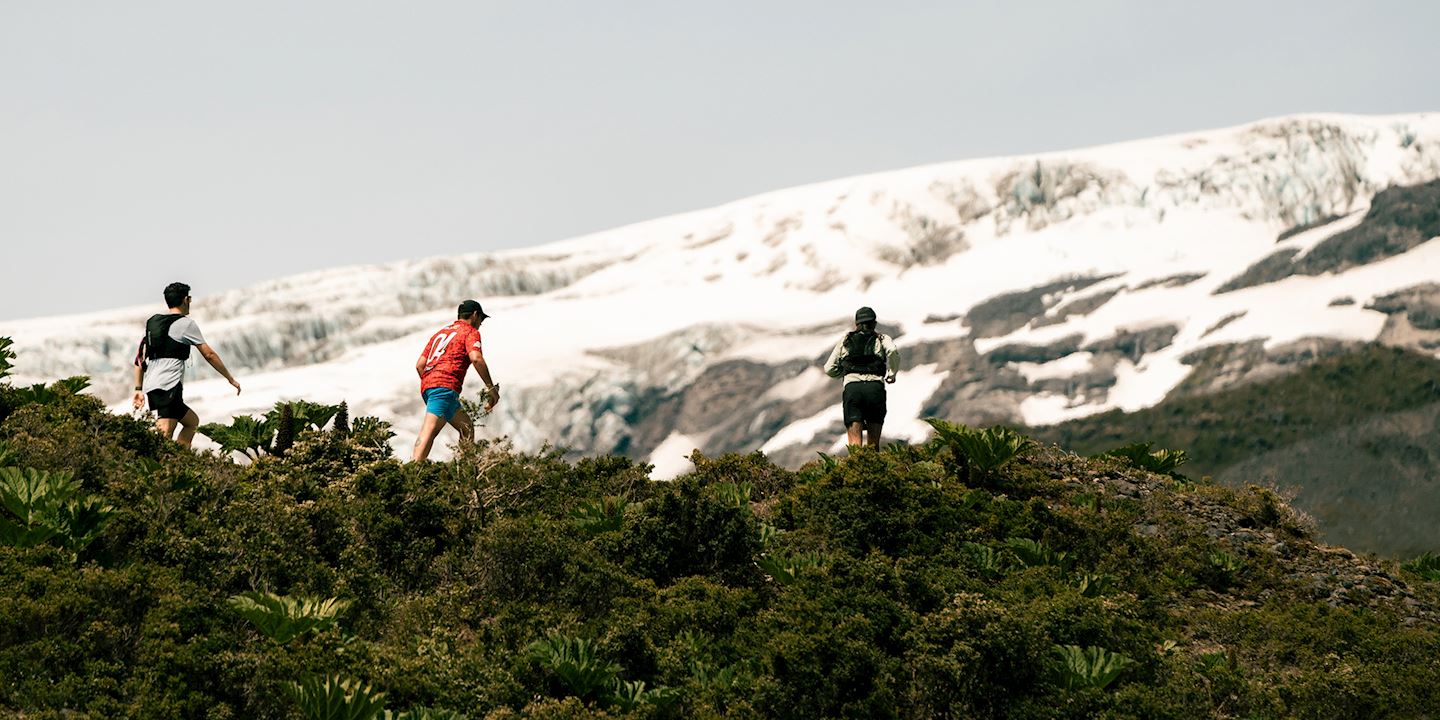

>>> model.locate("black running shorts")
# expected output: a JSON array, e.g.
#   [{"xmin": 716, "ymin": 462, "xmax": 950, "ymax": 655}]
[
  {"xmin": 147, "ymin": 383, "xmax": 191, "ymax": 421},
  {"xmin": 842, "ymin": 380, "xmax": 886, "ymax": 426}
]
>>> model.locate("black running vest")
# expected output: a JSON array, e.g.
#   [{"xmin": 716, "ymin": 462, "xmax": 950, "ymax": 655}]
[
  {"xmin": 145, "ymin": 314, "xmax": 192, "ymax": 361},
  {"xmin": 839, "ymin": 330, "xmax": 886, "ymax": 376}
]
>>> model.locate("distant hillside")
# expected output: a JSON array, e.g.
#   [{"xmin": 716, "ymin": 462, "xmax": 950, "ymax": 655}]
[
  {"xmin": 5, "ymin": 113, "xmax": 1440, "ymax": 470},
  {"xmin": 1029, "ymin": 345, "xmax": 1440, "ymax": 557}
]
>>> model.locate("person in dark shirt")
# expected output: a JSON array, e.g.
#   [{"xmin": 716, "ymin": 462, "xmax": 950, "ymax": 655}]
[{"xmin": 823, "ymin": 306, "xmax": 900, "ymax": 449}]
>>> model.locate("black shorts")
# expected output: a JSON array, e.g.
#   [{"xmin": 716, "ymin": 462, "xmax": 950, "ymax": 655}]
[
  {"xmin": 147, "ymin": 384, "xmax": 192, "ymax": 421},
  {"xmin": 842, "ymin": 380, "xmax": 886, "ymax": 426}
]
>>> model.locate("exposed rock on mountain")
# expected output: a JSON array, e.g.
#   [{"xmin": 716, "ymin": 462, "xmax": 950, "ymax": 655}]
[{"xmin": 3, "ymin": 114, "xmax": 1439, "ymax": 489}]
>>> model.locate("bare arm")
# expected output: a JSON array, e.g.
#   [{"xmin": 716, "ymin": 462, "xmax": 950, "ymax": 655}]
[
  {"xmin": 470, "ymin": 349, "xmax": 498, "ymax": 410},
  {"xmin": 196, "ymin": 343, "xmax": 241, "ymax": 394},
  {"xmin": 132, "ymin": 363, "xmax": 145, "ymax": 409}
]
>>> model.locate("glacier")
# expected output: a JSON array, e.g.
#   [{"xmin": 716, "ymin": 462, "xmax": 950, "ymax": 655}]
[{"xmin": 4, "ymin": 112, "xmax": 1440, "ymax": 474}]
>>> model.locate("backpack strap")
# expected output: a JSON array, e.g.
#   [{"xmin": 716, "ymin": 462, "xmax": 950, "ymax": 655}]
[{"xmin": 145, "ymin": 314, "xmax": 192, "ymax": 361}]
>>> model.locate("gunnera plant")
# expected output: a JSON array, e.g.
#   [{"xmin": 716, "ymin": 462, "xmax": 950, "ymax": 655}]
[{"xmin": 228, "ymin": 591, "xmax": 351, "ymax": 645}]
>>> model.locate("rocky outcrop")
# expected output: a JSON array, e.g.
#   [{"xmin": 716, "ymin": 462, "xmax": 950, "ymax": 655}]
[{"xmin": 1063, "ymin": 448, "xmax": 1438, "ymax": 625}]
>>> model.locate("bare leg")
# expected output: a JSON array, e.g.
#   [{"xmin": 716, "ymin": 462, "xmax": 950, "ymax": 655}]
[
  {"xmin": 156, "ymin": 417, "xmax": 177, "ymax": 440},
  {"xmin": 846, "ymin": 421, "xmax": 864, "ymax": 448},
  {"xmin": 412, "ymin": 412, "xmax": 447, "ymax": 462},
  {"xmin": 176, "ymin": 409, "xmax": 199, "ymax": 448},
  {"xmin": 447, "ymin": 410, "xmax": 475, "ymax": 448},
  {"xmin": 865, "ymin": 422, "xmax": 883, "ymax": 448}
]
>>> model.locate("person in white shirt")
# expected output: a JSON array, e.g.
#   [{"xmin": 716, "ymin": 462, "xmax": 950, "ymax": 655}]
[
  {"xmin": 823, "ymin": 306, "xmax": 900, "ymax": 449},
  {"xmin": 131, "ymin": 282, "xmax": 242, "ymax": 447}
]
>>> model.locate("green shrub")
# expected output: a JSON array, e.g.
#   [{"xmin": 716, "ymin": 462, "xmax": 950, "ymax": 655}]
[
  {"xmin": 570, "ymin": 495, "xmax": 629, "ymax": 535},
  {"xmin": 1075, "ymin": 573, "xmax": 1116, "ymax": 598},
  {"xmin": 608, "ymin": 679, "xmax": 679, "ymax": 712},
  {"xmin": 273, "ymin": 402, "xmax": 297, "ymax": 456},
  {"xmin": 286, "ymin": 674, "xmax": 388, "ymax": 720},
  {"xmin": 962, "ymin": 541, "xmax": 1004, "ymax": 579},
  {"xmin": 275, "ymin": 399, "xmax": 344, "ymax": 433},
  {"xmin": 1, "ymin": 337, "xmax": 1438, "ymax": 718},
  {"xmin": 526, "ymin": 631, "xmax": 620, "ymax": 701},
  {"xmin": 1052, "ymin": 644, "xmax": 1136, "ymax": 690},
  {"xmin": 352, "ymin": 415, "xmax": 397, "ymax": 452},
  {"xmin": 689, "ymin": 450, "xmax": 798, "ymax": 501},
  {"xmin": 925, "ymin": 419, "xmax": 1035, "ymax": 485},
  {"xmin": 777, "ymin": 450, "xmax": 978, "ymax": 557},
  {"xmin": 1005, "ymin": 537, "xmax": 1071, "ymax": 570},
  {"xmin": 199, "ymin": 414, "xmax": 275, "ymax": 460},
  {"xmin": 334, "ymin": 401, "xmax": 351, "ymax": 435},
  {"xmin": 712, "ymin": 481, "xmax": 753, "ymax": 508},
  {"xmin": 1099, "ymin": 441, "xmax": 1189, "ymax": 477},
  {"xmin": 1206, "ymin": 550, "xmax": 1247, "ymax": 589},
  {"xmin": 755, "ymin": 550, "xmax": 829, "ymax": 586},
  {"xmin": 9, "ymin": 376, "xmax": 93, "ymax": 408},
  {"xmin": 0, "ymin": 466, "xmax": 114, "ymax": 556},
  {"xmin": 384, "ymin": 708, "xmax": 467, "ymax": 720},
  {"xmin": 0, "ymin": 337, "xmax": 14, "ymax": 380},
  {"xmin": 618, "ymin": 477, "xmax": 760, "ymax": 586},
  {"xmin": 1400, "ymin": 552, "xmax": 1440, "ymax": 581},
  {"xmin": 200, "ymin": 400, "xmax": 345, "ymax": 461},
  {"xmin": 228, "ymin": 591, "xmax": 351, "ymax": 645}
]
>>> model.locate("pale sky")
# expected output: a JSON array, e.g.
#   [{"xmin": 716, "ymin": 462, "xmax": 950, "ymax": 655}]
[{"xmin": 3, "ymin": 0, "xmax": 1437, "ymax": 321}]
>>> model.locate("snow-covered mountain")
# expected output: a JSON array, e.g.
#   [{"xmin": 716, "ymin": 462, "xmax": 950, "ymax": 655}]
[{"xmin": 6, "ymin": 113, "xmax": 1440, "ymax": 475}]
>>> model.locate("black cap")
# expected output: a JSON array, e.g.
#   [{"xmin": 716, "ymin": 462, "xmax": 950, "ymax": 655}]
[
  {"xmin": 458, "ymin": 300, "xmax": 490, "ymax": 319},
  {"xmin": 855, "ymin": 306, "xmax": 877, "ymax": 323}
]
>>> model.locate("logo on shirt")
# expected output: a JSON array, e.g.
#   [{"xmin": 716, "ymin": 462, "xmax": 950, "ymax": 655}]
[{"xmin": 426, "ymin": 332, "xmax": 457, "ymax": 369}]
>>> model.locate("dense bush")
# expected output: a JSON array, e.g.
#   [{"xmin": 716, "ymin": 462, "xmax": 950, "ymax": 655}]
[{"xmin": 2, "ymin": 342, "xmax": 1439, "ymax": 717}]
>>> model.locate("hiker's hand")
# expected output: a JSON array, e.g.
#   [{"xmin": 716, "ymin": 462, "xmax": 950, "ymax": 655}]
[
  {"xmin": 132, "ymin": 391, "xmax": 144, "ymax": 409},
  {"xmin": 485, "ymin": 384, "xmax": 500, "ymax": 412},
  {"xmin": 229, "ymin": 379, "xmax": 242, "ymax": 395}
]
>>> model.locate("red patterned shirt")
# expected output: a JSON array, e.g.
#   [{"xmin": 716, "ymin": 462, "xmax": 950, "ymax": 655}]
[{"xmin": 418, "ymin": 320, "xmax": 483, "ymax": 393}]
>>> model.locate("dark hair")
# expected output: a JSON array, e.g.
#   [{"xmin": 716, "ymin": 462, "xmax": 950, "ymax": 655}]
[
  {"xmin": 457, "ymin": 299, "xmax": 486, "ymax": 319},
  {"xmin": 858, "ymin": 320, "xmax": 877, "ymax": 332},
  {"xmin": 163, "ymin": 282, "xmax": 191, "ymax": 309}
]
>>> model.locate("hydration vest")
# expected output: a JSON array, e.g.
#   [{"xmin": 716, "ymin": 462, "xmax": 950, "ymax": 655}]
[
  {"xmin": 145, "ymin": 314, "xmax": 192, "ymax": 361},
  {"xmin": 839, "ymin": 330, "xmax": 886, "ymax": 376}
]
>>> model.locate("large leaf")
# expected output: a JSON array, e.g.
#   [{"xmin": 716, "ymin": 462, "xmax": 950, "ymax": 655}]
[
  {"xmin": 1052, "ymin": 644, "xmax": 1136, "ymax": 690},
  {"xmin": 570, "ymin": 495, "xmax": 628, "ymax": 534},
  {"xmin": 0, "ymin": 467, "xmax": 79, "ymax": 548},
  {"xmin": 0, "ymin": 336, "xmax": 14, "ymax": 380},
  {"xmin": 1004, "ymin": 537, "xmax": 1070, "ymax": 570},
  {"xmin": 925, "ymin": 419, "xmax": 1035, "ymax": 474},
  {"xmin": 268, "ymin": 400, "xmax": 343, "ymax": 432},
  {"xmin": 285, "ymin": 674, "xmax": 386, "ymax": 720},
  {"xmin": 382, "ymin": 709, "xmax": 467, "ymax": 720},
  {"xmin": 55, "ymin": 496, "xmax": 116, "ymax": 554},
  {"xmin": 1099, "ymin": 442, "xmax": 1189, "ymax": 476},
  {"xmin": 527, "ymin": 631, "xmax": 619, "ymax": 699},
  {"xmin": 228, "ymin": 591, "xmax": 351, "ymax": 645},
  {"xmin": 1402, "ymin": 552, "xmax": 1440, "ymax": 582},
  {"xmin": 198, "ymin": 415, "xmax": 274, "ymax": 458},
  {"xmin": 756, "ymin": 550, "xmax": 828, "ymax": 585},
  {"xmin": 608, "ymin": 679, "xmax": 680, "ymax": 712}
]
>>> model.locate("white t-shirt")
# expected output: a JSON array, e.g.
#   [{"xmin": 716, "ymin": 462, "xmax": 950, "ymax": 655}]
[
  {"xmin": 141, "ymin": 316, "xmax": 206, "ymax": 393},
  {"xmin": 823, "ymin": 332, "xmax": 900, "ymax": 385}
]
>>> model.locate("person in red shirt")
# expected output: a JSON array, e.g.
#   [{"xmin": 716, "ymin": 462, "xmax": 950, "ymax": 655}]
[{"xmin": 412, "ymin": 299, "xmax": 500, "ymax": 461}]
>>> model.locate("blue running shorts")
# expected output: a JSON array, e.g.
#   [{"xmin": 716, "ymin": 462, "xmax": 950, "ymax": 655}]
[{"xmin": 422, "ymin": 387, "xmax": 461, "ymax": 422}]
